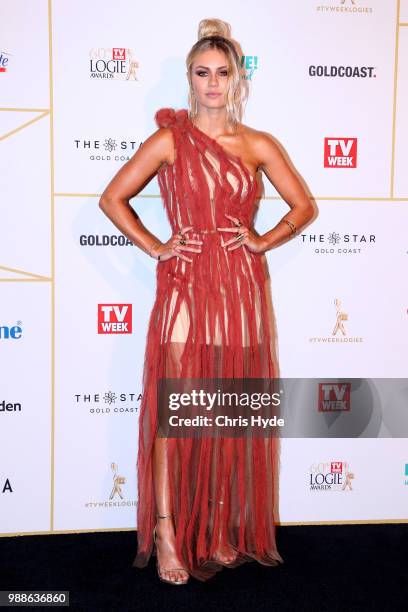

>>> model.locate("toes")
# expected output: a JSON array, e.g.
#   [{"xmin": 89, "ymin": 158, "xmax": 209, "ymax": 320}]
[
  {"xmin": 214, "ymin": 549, "xmax": 237, "ymax": 564},
  {"xmin": 177, "ymin": 570, "xmax": 188, "ymax": 583},
  {"xmin": 159, "ymin": 564, "xmax": 188, "ymax": 584},
  {"xmin": 177, "ymin": 570, "xmax": 186, "ymax": 582},
  {"xmin": 166, "ymin": 570, "xmax": 176, "ymax": 582}
]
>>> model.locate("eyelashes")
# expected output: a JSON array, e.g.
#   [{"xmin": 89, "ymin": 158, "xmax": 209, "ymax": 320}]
[{"xmin": 195, "ymin": 71, "xmax": 228, "ymax": 77}]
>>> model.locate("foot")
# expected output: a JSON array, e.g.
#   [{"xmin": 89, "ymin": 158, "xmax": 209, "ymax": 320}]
[
  {"xmin": 212, "ymin": 541, "xmax": 238, "ymax": 565},
  {"xmin": 208, "ymin": 498, "xmax": 238, "ymax": 565},
  {"xmin": 154, "ymin": 517, "xmax": 189, "ymax": 584}
]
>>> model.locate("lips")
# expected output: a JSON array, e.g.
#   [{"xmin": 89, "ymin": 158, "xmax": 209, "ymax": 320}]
[{"xmin": 206, "ymin": 93, "xmax": 221, "ymax": 97}]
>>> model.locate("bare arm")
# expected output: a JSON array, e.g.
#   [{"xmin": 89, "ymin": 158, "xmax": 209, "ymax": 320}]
[
  {"xmin": 254, "ymin": 132, "xmax": 316, "ymax": 251},
  {"xmin": 99, "ymin": 127, "xmax": 200, "ymax": 262},
  {"xmin": 99, "ymin": 128, "xmax": 202, "ymax": 263}
]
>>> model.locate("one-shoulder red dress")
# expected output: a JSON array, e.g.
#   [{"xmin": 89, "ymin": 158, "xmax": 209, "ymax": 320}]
[{"xmin": 132, "ymin": 107, "xmax": 284, "ymax": 581}]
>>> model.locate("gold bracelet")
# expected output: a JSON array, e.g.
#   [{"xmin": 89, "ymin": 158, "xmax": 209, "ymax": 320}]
[{"xmin": 280, "ymin": 219, "xmax": 296, "ymax": 234}]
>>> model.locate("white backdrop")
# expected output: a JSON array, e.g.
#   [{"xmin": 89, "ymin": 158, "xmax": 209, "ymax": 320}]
[{"xmin": 1, "ymin": 0, "xmax": 407, "ymax": 536}]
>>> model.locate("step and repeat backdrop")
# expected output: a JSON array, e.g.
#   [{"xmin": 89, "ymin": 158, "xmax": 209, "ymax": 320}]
[{"xmin": 1, "ymin": 0, "xmax": 408, "ymax": 536}]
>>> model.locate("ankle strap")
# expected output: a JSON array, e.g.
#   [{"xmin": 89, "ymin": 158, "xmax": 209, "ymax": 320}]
[{"xmin": 156, "ymin": 513, "xmax": 173, "ymax": 519}]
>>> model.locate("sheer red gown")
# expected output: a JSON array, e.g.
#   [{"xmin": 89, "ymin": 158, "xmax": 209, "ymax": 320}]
[{"xmin": 132, "ymin": 107, "xmax": 284, "ymax": 581}]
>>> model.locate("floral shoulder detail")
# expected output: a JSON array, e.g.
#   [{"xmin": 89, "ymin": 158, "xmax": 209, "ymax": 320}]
[{"xmin": 154, "ymin": 107, "xmax": 189, "ymax": 129}]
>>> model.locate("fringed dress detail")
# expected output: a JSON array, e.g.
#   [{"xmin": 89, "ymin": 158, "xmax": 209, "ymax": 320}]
[{"xmin": 133, "ymin": 107, "xmax": 284, "ymax": 581}]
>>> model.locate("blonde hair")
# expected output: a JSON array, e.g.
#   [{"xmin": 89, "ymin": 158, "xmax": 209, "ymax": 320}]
[{"xmin": 186, "ymin": 18, "xmax": 248, "ymax": 128}]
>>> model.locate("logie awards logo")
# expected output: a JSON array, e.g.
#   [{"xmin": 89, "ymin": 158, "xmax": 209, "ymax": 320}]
[
  {"xmin": 89, "ymin": 47, "xmax": 139, "ymax": 80},
  {"xmin": 309, "ymin": 461, "xmax": 355, "ymax": 492}
]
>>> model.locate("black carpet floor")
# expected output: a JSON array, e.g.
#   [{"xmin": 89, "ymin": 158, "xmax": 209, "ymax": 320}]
[{"xmin": 0, "ymin": 524, "xmax": 407, "ymax": 611}]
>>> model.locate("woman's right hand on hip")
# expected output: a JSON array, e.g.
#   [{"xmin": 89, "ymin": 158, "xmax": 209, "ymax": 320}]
[{"xmin": 152, "ymin": 226, "xmax": 203, "ymax": 263}]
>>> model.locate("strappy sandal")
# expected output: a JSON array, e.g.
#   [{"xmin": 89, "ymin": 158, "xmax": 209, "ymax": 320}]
[
  {"xmin": 208, "ymin": 498, "xmax": 239, "ymax": 566},
  {"xmin": 153, "ymin": 513, "xmax": 190, "ymax": 585}
]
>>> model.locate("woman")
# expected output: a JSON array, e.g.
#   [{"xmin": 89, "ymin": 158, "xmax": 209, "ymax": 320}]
[{"xmin": 99, "ymin": 18, "xmax": 315, "ymax": 584}]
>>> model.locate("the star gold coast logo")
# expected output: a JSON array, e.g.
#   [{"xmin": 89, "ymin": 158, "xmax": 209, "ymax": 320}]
[
  {"xmin": 316, "ymin": 0, "xmax": 374, "ymax": 14},
  {"xmin": 300, "ymin": 230, "xmax": 376, "ymax": 255},
  {"xmin": 309, "ymin": 298, "xmax": 364, "ymax": 343},
  {"xmin": 73, "ymin": 137, "xmax": 140, "ymax": 162},
  {"xmin": 74, "ymin": 390, "xmax": 141, "ymax": 414},
  {"xmin": 89, "ymin": 48, "xmax": 139, "ymax": 80}
]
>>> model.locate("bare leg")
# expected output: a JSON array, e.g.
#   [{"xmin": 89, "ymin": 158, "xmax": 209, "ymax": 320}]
[
  {"xmin": 206, "ymin": 439, "xmax": 238, "ymax": 564},
  {"xmin": 209, "ymin": 483, "xmax": 238, "ymax": 564},
  {"xmin": 153, "ymin": 437, "xmax": 189, "ymax": 583}
]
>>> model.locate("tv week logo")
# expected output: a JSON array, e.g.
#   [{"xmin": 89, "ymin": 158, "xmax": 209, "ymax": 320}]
[
  {"xmin": 330, "ymin": 461, "xmax": 344, "ymax": 474},
  {"xmin": 324, "ymin": 138, "xmax": 357, "ymax": 168},
  {"xmin": 318, "ymin": 383, "xmax": 351, "ymax": 412},
  {"xmin": 98, "ymin": 304, "xmax": 132, "ymax": 334},
  {"xmin": 112, "ymin": 48, "xmax": 126, "ymax": 61}
]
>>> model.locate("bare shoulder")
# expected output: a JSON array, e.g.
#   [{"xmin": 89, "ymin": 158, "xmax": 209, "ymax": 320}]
[
  {"xmin": 239, "ymin": 123, "xmax": 283, "ymax": 169},
  {"xmin": 140, "ymin": 125, "xmax": 175, "ymax": 166}
]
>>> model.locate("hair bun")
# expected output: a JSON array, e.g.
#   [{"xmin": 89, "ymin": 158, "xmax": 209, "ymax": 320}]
[{"xmin": 197, "ymin": 18, "xmax": 232, "ymax": 41}]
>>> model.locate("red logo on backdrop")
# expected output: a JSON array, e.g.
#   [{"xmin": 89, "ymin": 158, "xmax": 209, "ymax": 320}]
[
  {"xmin": 330, "ymin": 461, "xmax": 344, "ymax": 474},
  {"xmin": 324, "ymin": 138, "xmax": 357, "ymax": 168},
  {"xmin": 318, "ymin": 382, "xmax": 351, "ymax": 412},
  {"xmin": 112, "ymin": 48, "xmax": 126, "ymax": 61},
  {"xmin": 98, "ymin": 304, "xmax": 132, "ymax": 334}
]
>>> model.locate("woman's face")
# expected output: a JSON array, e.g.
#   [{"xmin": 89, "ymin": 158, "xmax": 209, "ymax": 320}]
[{"xmin": 190, "ymin": 48, "xmax": 231, "ymax": 111}]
